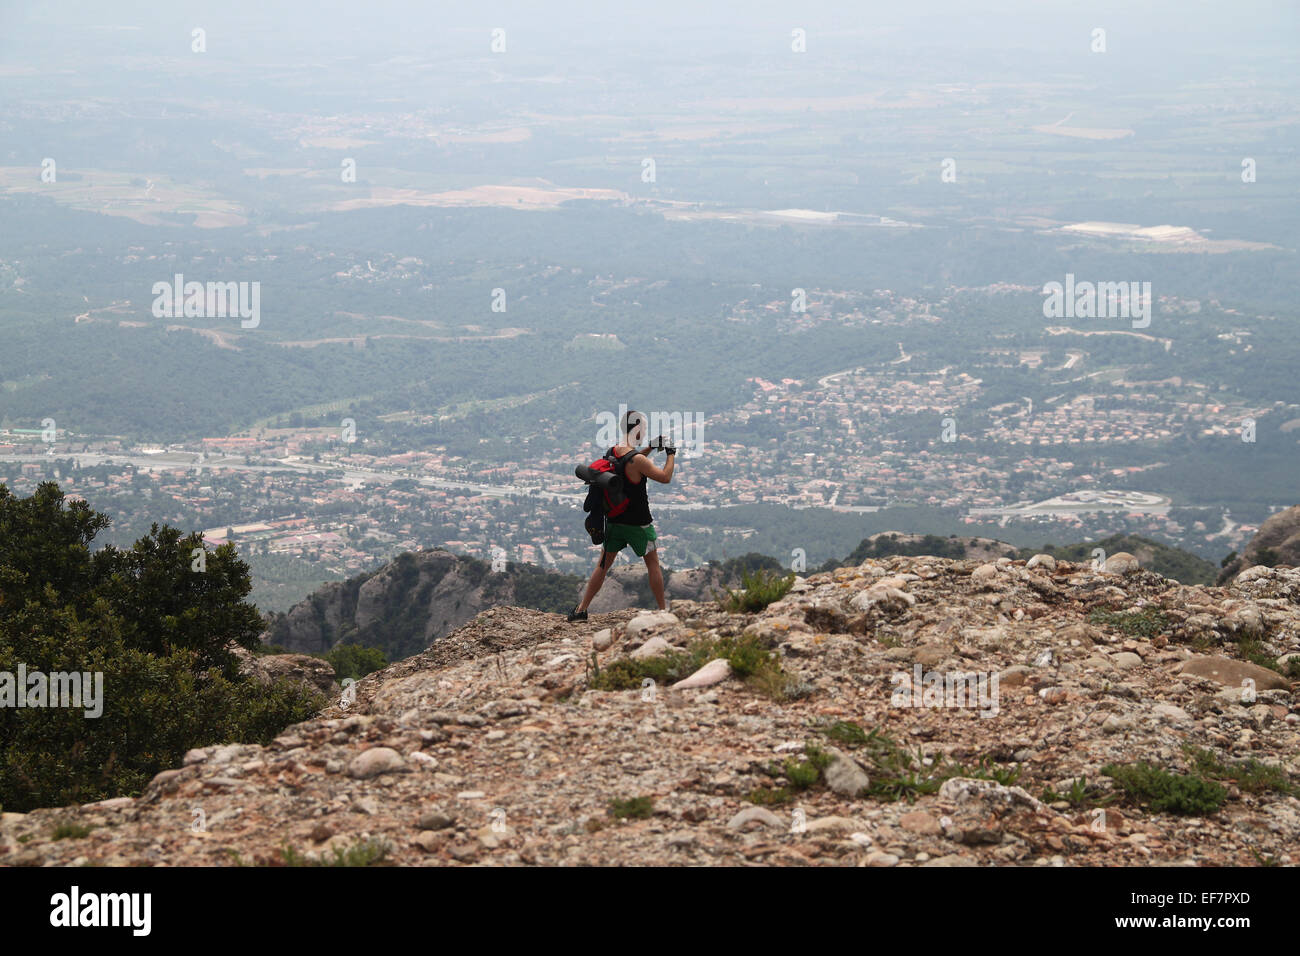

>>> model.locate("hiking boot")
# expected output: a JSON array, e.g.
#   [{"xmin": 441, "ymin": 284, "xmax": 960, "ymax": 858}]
[{"xmin": 566, "ymin": 606, "xmax": 588, "ymax": 623}]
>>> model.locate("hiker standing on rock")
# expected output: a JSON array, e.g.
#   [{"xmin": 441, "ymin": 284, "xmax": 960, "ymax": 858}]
[{"xmin": 568, "ymin": 410, "xmax": 676, "ymax": 622}]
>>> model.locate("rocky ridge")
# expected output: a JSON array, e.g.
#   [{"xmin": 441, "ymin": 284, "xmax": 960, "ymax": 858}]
[
  {"xmin": 1219, "ymin": 503, "xmax": 1300, "ymax": 584},
  {"xmin": 4, "ymin": 553, "xmax": 1300, "ymax": 867}
]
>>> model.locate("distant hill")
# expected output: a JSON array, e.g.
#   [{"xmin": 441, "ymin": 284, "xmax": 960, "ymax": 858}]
[
  {"xmin": 819, "ymin": 533, "xmax": 1016, "ymax": 571},
  {"xmin": 262, "ymin": 549, "xmax": 584, "ymax": 661},
  {"xmin": 1016, "ymin": 534, "xmax": 1218, "ymax": 586},
  {"xmin": 262, "ymin": 548, "xmax": 744, "ymax": 660},
  {"xmin": 1217, "ymin": 504, "xmax": 1300, "ymax": 584}
]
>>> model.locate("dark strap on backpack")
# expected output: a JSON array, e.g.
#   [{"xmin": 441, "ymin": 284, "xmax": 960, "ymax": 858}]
[{"xmin": 607, "ymin": 447, "xmax": 639, "ymax": 474}]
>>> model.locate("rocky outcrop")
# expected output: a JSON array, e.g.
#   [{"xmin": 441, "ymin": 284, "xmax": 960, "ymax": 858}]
[
  {"xmin": 582, "ymin": 563, "xmax": 730, "ymax": 614},
  {"xmin": 265, "ymin": 549, "xmax": 552, "ymax": 660},
  {"xmin": 7, "ymin": 555, "xmax": 1300, "ymax": 868},
  {"xmin": 1219, "ymin": 504, "xmax": 1300, "ymax": 584},
  {"xmin": 265, "ymin": 549, "xmax": 728, "ymax": 659},
  {"xmin": 232, "ymin": 646, "xmax": 340, "ymax": 698}
]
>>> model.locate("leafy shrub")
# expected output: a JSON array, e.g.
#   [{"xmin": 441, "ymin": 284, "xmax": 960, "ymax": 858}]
[
  {"xmin": 323, "ymin": 644, "xmax": 388, "ymax": 682},
  {"xmin": 1182, "ymin": 745, "xmax": 1294, "ymax": 796},
  {"xmin": 588, "ymin": 632, "xmax": 790, "ymax": 699},
  {"xmin": 1040, "ymin": 776, "xmax": 1116, "ymax": 809},
  {"xmin": 0, "ymin": 483, "xmax": 324, "ymax": 812},
  {"xmin": 1101, "ymin": 762, "xmax": 1227, "ymax": 815},
  {"xmin": 1087, "ymin": 607, "xmax": 1172, "ymax": 638},
  {"xmin": 719, "ymin": 569, "xmax": 795, "ymax": 614},
  {"xmin": 783, "ymin": 745, "xmax": 831, "ymax": 789},
  {"xmin": 814, "ymin": 720, "xmax": 1019, "ymax": 803},
  {"xmin": 51, "ymin": 822, "xmax": 94, "ymax": 840},
  {"xmin": 277, "ymin": 838, "xmax": 391, "ymax": 867},
  {"xmin": 608, "ymin": 796, "xmax": 654, "ymax": 819},
  {"xmin": 746, "ymin": 786, "xmax": 796, "ymax": 806},
  {"xmin": 1235, "ymin": 637, "xmax": 1282, "ymax": 672}
]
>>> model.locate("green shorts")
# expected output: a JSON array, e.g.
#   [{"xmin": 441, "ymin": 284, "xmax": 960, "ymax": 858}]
[{"xmin": 603, "ymin": 523, "xmax": 657, "ymax": 557}]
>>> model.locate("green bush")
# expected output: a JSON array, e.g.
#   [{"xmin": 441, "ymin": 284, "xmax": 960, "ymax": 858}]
[
  {"xmin": 51, "ymin": 822, "xmax": 94, "ymax": 840},
  {"xmin": 1182, "ymin": 745, "xmax": 1294, "ymax": 796},
  {"xmin": 323, "ymin": 644, "xmax": 388, "ymax": 682},
  {"xmin": 719, "ymin": 568, "xmax": 795, "ymax": 614},
  {"xmin": 279, "ymin": 838, "xmax": 391, "ymax": 867},
  {"xmin": 608, "ymin": 796, "xmax": 654, "ymax": 819},
  {"xmin": 1087, "ymin": 607, "xmax": 1172, "ymax": 638},
  {"xmin": 814, "ymin": 721, "xmax": 1019, "ymax": 803},
  {"xmin": 0, "ymin": 483, "xmax": 324, "ymax": 812},
  {"xmin": 1101, "ymin": 761, "xmax": 1227, "ymax": 815},
  {"xmin": 587, "ymin": 632, "xmax": 789, "ymax": 698}
]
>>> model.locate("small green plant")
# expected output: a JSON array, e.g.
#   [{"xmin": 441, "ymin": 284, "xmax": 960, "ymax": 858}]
[
  {"xmin": 763, "ymin": 743, "xmax": 832, "ymax": 792},
  {"xmin": 608, "ymin": 796, "xmax": 655, "ymax": 820},
  {"xmin": 1249, "ymin": 847, "xmax": 1280, "ymax": 867},
  {"xmin": 1040, "ymin": 776, "xmax": 1118, "ymax": 809},
  {"xmin": 813, "ymin": 721, "xmax": 1020, "ymax": 803},
  {"xmin": 961, "ymin": 756, "xmax": 1022, "ymax": 787},
  {"xmin": 1182, "ymin": 744, "xmax": 1294, "ymax": 796},
  {"xmin": 1101, "ymin": 761, "xmax": 1227, "ymax": 816},
  {"xmin": 1234, "ymin": 637, "xmax": 1281, "ymax": 672},
  {"xmin": 786, "ymin": 745, "xmax": 831, "ymax": 789},
  {"xmin": 51, "ymin": 822, "xmax": 94, "ymax": 841},
  {"xmin": 746, "ymin": 786, "xmax": 796, "ymax": 806},
  {"xmin": 719, "ymin": 569, "xmax": 795, "ymax": 614},
  {"xmin": 1088, "ymin": 607, "xmax": 1172, "ymax": 638},
  {"xmin": 589, "ymin": 632, "xmax": 791, "ymax": 700},
  {"xmin": 822, "ymin": 720, "xmax": 871, "ymax": 748},
  {"xmin": 279, "ymin": 838, "xmax": 391, "ymax": 867}
]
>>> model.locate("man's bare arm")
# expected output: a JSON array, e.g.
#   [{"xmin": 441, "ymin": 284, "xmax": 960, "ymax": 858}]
[{"xmin": 628, "ymin": 452, "xmax": 674, "ymax": 484}]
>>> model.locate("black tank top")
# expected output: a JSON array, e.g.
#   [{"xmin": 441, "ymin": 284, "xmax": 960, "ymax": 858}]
[{"xmin": 611, "ymin": 451, "xmax": 653, "ymax": 526}]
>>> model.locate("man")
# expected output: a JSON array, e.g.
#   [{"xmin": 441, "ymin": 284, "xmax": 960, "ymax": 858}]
[{"xmin": 568, "ymin": 409, "xmax": 676, "ymax": 622}]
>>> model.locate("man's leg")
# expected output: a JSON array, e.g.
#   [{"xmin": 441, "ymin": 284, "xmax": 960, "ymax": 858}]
[
  {"xmin": 644, "ymin": 547, "xmax": 667, "ymax": 611},
  {"xmin": 576, "ymin": 549, "xmax": 617, "ymax": 613}
]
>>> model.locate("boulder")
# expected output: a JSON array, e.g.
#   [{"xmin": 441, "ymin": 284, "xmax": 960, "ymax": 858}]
[
  {"xmin": 1103, "ymin": 552, "xmax": 1140, "ymax": 574},
  {"xmin": 625, "ymin": 611, "xmax": 682, "ymax": 644},
  {"xmin": 670, "ymin": 658, "xmax": 732, "ymax": 690},
  {"xmin": 1176, "ymin": 656, "xmax": 1291, "ymax": 692},
  {"xmin": 234, "ymin": 647, "xmax": 340, "ymax": 698},
  {"xmin": 630, "ymin": 636, "xmax": 673, "ymax": 659},
  {"xmin": 727, "ymin": 806, "xmax": 784, "ymax": 831},
  {"xmin": 823, "ymin": 747, "xmax": 870, "ymax": 798},
  {"xmin": 346, "ymin": 747, "xmax": 409, "ymax": 780}
]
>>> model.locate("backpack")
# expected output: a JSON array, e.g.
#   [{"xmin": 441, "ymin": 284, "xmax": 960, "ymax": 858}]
[{"xmin": 577, "ymin": 447, "xmax": 639, "ymax": 545}]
